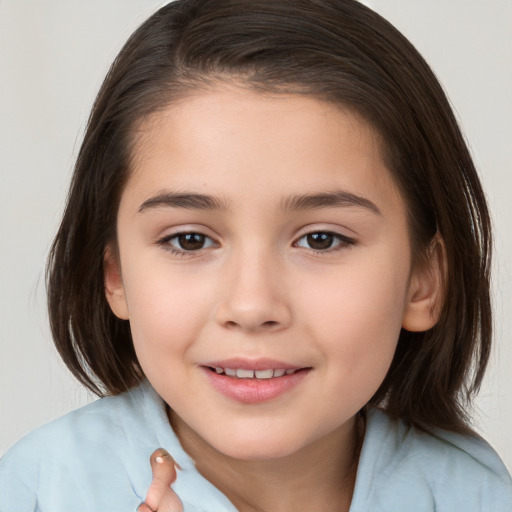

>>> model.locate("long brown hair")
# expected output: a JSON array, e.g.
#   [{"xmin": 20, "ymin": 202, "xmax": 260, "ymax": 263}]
[{"xmin": 47, "ymin": 0, "xmax": 492, "ymax": 434}]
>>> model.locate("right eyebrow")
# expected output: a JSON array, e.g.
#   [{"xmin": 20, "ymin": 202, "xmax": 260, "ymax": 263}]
[{"xmin": 138, "ymin": 192, "xmax": 230, "ymax": 213}]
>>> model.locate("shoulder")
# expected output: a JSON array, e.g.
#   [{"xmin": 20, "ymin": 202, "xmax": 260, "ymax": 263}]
[
  {"xmin": 1, "ymin": 383, "xmax": 144, "ymax": 460},
  {"xmin": 0, "ymin": 382, "xmax": 156, "ymax": 511},
  {"xmin": 0, "ymin": 380, "xmax": 237, "ymax": 512},
  {"xmin": 350, "ymin": 408, "xmax": 512, "ymax": 512}
]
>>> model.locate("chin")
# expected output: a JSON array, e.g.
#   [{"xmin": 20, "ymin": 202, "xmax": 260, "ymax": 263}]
[
  {"xmin": 169, "ymin": 405, "xmax": 319, "ymax": 462},
  {"xmin": 207, "ymin": 431, "xmax": 307, "ymax": 461}
]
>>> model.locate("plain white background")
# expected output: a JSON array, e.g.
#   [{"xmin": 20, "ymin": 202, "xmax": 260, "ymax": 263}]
[{"xmin": 1, "ymin": 0, "xmax": 511, "ymax": 473}]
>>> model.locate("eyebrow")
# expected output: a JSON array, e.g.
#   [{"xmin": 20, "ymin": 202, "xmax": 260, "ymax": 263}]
[
  {"xmin": 138, "ymin": 192, "xmax": 230, "ymax": 213},
  {"xmin": 138, "ymin": 190, "xmax": 381, "ymax": 215},
  {"xmin": 281, "ymin": 191, "xmax": 381, "ymax": 215}
]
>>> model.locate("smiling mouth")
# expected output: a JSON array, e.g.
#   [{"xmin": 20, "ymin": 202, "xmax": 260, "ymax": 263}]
[
  {"xmin": 207, "ymin": 367, "xmax": 307, "ymax": 379},
  {"xmin": 203, "ymin": 364, "xmax": 311, "ymax": 403}
]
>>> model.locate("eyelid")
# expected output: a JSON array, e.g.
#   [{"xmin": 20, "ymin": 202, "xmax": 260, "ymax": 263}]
[
  {"xmin": 170, "ymin": 233, "xmax": 217, "ymax": 248},
  {"xmin": 154, "ymin": 223, "xmax": 219, "ymax": 243},
  {"xmin": 294, "ymin": 223, "xmax": 358, "ymax": 240},
  {"xmin": 293, "ymin": 228, "xmax": 356, "ymax": 252},
  {"xmin": 156, "ymin": 228, "xmax": 220, "ymax": 256}
]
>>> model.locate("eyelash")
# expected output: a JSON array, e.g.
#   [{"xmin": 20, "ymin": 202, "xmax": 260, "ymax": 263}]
[
  {"xmin": 157, "ymin": 232, "xmax": 218, "ymax": 256},
  {"xmin": 156, "ymin": 230, "xmax": 355, "ymax": 256},
  {"xmin": 294, "ymin": 231, "xmax": 355, "ymax": 253}
]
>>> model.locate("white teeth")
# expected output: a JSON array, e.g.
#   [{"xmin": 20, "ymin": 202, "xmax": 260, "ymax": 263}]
[
  {"xmin": 236, "ymin": 369, "xmax": 254, "ymax": 378},
  {"xmin": 215, "ymin": 367, "xmax": 297, "ymax": 378},
  {"xmin": 254, "ymin": 369, "xmax": 274, "ymax": 379}
]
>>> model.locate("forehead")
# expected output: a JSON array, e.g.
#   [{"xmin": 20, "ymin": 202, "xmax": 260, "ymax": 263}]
[{"xmin": 125, "ymin": 86, "xmax": 403, "ymax": 215}]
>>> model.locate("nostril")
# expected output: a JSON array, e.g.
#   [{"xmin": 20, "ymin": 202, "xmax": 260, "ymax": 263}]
[{"xmin": 222, "ymin": 319, "xmax": 280, "ymax": 330}]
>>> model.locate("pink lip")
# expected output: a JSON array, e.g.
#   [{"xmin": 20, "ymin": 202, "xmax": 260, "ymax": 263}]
[
  {"xmin": 203, "ymin": 358, "xmax": 303, "ymax": 371},
  {"xmin": 201, "ymin": 359, "xmax": 311, "ymax": 404}
]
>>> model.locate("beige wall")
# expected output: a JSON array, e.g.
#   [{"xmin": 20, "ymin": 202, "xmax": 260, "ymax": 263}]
[{"xmin": 1, "ymin": 0, "xmax": 511, "ymax": 471}]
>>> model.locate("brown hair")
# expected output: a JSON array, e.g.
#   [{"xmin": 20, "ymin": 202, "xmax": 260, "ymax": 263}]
[{"xmin": 47, "ymin": 0, "xmax": 492, "ymax": 433}]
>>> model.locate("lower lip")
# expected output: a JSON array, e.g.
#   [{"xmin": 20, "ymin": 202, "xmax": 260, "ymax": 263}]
[{"xmin": 202, "ymin": 368, "xmax": 310, "ymax": 404}]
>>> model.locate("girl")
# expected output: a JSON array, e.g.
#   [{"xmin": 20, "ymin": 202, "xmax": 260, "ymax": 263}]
[{"xmin": 1, "ymin": 1, "xmax": 511, "ymax": 511}]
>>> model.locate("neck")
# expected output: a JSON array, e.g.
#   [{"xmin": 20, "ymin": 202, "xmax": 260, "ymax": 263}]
[{"xmin": 168, "ymin": 409, "xmax": 364, "ymax": 512}]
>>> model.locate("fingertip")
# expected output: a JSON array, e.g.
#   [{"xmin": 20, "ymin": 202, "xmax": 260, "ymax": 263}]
[
  {"xmin": 149, "ymin": 448, "xmax": 178, "ymax": 485},
  {"xmin": 152, "ymin": 448, "xmax": 172, "ymax": 464}
]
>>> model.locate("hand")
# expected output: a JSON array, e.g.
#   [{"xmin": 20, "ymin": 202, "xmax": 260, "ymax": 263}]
[{"xmin": 138, "ymin": 449, "xmax": 183, "ymax": 512}]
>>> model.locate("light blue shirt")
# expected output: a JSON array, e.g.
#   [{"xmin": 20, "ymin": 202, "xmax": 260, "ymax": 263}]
[{"xmin": 1, "ymin": 380, "xmax": 511, "ymax": 511}]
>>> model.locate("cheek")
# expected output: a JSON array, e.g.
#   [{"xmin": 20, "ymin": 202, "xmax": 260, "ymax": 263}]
[
  {"xmin": 121, "ymin": 260, "xmax": 213, "ymax": 362},
  {"xmin": 301, "ymin": 251, "xmax": 409, "ymax": 379}
]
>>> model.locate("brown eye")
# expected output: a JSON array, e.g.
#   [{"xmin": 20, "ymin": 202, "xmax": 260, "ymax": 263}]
[
  {"xmin": 295, "ymin": 231, "xmax": 354, "ymax": 252},
  {"xmin": 306, "ymin": 232, "xmax": 334, "ymax": 250},
  {"xmin": 162, "ymin": 232, "xmax": 217, "ymax": 253},
  {"xmin": 176, "ymin": 233, "xmax": 207, "ymax": 250}
]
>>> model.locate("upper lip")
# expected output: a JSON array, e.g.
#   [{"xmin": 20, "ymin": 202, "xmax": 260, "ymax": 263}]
[{"xmin": 202, "ymin": 358, "xmax": 306, "ymax": 371}]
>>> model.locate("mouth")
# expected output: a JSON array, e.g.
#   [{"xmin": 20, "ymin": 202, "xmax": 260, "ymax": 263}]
[
  {"xmin": 201, "ymin": 360, "xmax": 312, "ymax": 403},
  {"xmin": 208, "ymin": 367, "xmax": 301, "ymax": 379}
]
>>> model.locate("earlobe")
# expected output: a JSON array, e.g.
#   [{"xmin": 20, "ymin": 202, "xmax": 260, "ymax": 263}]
[
  {"xmin": 104, "ymin": 245, "xmax": 129, "ymax": 320},
  {"xmin": 402, "ymin": 235, "xmax": 446, "ymax": 332}
]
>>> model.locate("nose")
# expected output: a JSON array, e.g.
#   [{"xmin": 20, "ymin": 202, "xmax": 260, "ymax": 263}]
[{"xmin": 215, "ymin": 249, "xmax": 292, "ymax": 333}]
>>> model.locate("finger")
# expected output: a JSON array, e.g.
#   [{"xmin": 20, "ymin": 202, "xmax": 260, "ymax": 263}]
[
  {"xmin": 138, "ymin": 490, "xmax": 183, "ymax": 512},
  {"xmin": 144, "ymin": 449, "xmax": 180, "ymax": 511},
  {"xmin": 137, "ymin": 504, "xmax": 155, "ymax": 512},
  {"xmin": 154, "ymin": 483, "xmax": 184, "ymax": 512}
]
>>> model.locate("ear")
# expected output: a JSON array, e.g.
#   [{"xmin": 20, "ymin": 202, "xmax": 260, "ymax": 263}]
[
  {"xmin": 402, "ymin": 234, "xmax": 446, "ymax": 332},
  {"xmin": 104, "ymin": 245, "xmax": 129, "ymax": 320}
]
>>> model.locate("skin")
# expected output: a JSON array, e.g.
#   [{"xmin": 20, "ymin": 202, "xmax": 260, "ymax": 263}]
[
  {"xmin": 106, "ymin": 87, "xmax": 442, "ymax": 512},
  {"xmin": 138, "ymin": 450, "xmax": 182, "ymax": 512}
]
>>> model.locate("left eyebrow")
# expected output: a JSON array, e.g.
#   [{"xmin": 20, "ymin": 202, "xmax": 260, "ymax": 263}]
[
  {"xmin": 280, "ymin": 191, "xmax": 381, "ymax": 215},
  {"xmin": 138, "ymin": 192, "xmax": 230, "ymax": 213}
]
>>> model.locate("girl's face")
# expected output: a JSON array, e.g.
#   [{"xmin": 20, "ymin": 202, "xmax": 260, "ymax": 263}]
[{"xmin": 105, "ymin": 86, "xmax": 439, "ymax": 460}]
